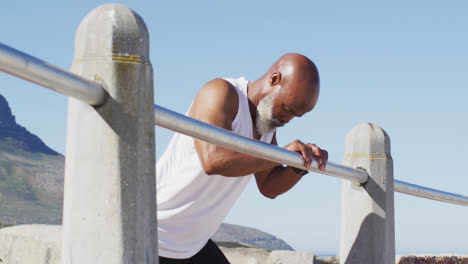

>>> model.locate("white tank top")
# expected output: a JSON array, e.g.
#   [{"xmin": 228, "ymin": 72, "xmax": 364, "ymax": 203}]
[{"xmin": 156, "ymin": 77, "xmax": 275, "ymax": 258}]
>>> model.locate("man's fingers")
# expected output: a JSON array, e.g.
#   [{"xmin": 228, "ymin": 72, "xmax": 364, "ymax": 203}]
[
  {"xmin": 305, "ymin": 146, "xmax": 313, "ymax": 169},
  {"xmin": 323, "ymin": 150, "xmax": 328, "ymax": 164},
  {"xmin": 308, "ymin": 143, "xmax": 321, "ymax": 161},
  {"xmin": 286, "ymin": 141, "xmax": 327, "ymax": 171},
  {"xmin": 299, "ymin": 142, "xmax": 311, "ymax": 169},
  {"xmin": 320, "ymin": 149, "xmax": 328, "ymax": 171},
  {"xmin": 307, "ymin": 144, "xmax": 329, "ymax": 171},
  {"xmin": 293, "ymin": 140, "xmax": 312, "ymax": 169}
]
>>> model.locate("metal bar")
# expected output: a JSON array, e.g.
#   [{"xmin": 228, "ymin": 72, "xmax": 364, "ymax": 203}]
[
  {"xmin": 154, "ymin": 104, "xmax": 369, "ymax": 184},
  {"xmin": 154, "ymin": 105, "xmax": 468, "ymax": 206},
  {"xmin": 395, "ymin": 179, "xmax": 468, "ymax": 206},
  {"xmin": 0, "ymin": 42, "xmax": 107, "ymax": 106}
]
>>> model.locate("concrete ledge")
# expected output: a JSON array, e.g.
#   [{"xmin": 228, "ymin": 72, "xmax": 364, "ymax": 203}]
[
  {"xmin": 219, "ymin": 243, "xmax": 270, "ymax": 264},
  {"xmin": 0, "ymin": 225, "xmax": 61, "ymax": 264},
  {"xmin": 3, "ymin": 225, "xmax": 464, "ymax": 264},
  {"xmin": 220, "ymin": 244, "xmax": 319, "ymax": 264},
  {"xmin": 0, "ymin": 228, "xmax": 323, "ymax": 264},
  {"xmin": 0, "ymin": 226, "xmax": 320, "ymax": 264}
]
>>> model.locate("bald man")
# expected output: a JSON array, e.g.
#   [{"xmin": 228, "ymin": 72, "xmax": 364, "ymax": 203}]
[{"xmin": 157, "ymin": 53, "xmax": 328, "ymax": 263}]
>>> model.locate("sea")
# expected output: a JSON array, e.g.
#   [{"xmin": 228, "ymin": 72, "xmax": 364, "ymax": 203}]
[{"xmin": 317, "ymin": 254, "xmax": 336, "ymax": 258}]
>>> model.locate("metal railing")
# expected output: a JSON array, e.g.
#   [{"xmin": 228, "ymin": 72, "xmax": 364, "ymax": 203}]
[
  {"xmin": 0, "ymin": 41, "xmax": 466, "ymax": 206},
  {"xmin": 154, "ymin": 105, "xmax": 468, "ymax": 206},
  {"xmin": 154, "ymin": 105, "xmax": 369, "ymax": 184},
  {"xmin": 394, "ymin": 179, "xmax": 468, "ymax": 206},
  {"xmin": 0, "ymin": 43, "xmax": 107, "ymax": 106}
]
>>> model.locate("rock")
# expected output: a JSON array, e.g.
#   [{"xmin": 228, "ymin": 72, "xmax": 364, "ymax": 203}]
[
  {"xmin": 267, "ymin": 250, "xmax": 315, "ymax": 264},
  {"xmin": 315, "ymin": 256, "xmax": 339, "ymax": 264},
  {"xmin": 213, "ymin": 223, "xmax": 294, "ymax": 251},
  {"xmin": 397, "ymin": 255, "xmax": 468, "ymax": 264},
  {"xmin": 0, "ymin": 224, "xmax": 61, "ymax": 264},
  {"xmin": 219, "ymin": 242, "xmax": 270, "ymax": 264}
]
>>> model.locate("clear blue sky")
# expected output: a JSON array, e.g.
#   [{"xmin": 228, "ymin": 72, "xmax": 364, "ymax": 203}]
[{"xmin": 1, "ymin": 0, "xmax": 467, "ymax": 255}]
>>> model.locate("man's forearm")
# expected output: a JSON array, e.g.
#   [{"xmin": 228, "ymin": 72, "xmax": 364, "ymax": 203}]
[
  {"xmin": 257, "ymin": 166, "xmax": 303, "ymax": 199},
  {"xmin": 199, "ymin": 144, "xmax": 282, "ymax": 177}
]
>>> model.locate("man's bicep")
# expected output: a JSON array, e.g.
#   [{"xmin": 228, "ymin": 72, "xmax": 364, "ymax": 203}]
[
  {"xmin": 188, "ymin": 79, "xmax": 239, "ymax": 130},
  {"xmin": 188, "ymin": 79, "xmax": 240, "ymax": 174}
]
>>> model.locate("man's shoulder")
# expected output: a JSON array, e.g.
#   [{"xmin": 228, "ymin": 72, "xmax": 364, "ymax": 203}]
[
  {"xmin": 191, "ymin": 78, "xmax": 240, "ymax": 121},
  {"xmin": 202, "ymin": 78, "xmax": 237, "ymax": 95},
  {"xmin": 197, "ymin": 78, "xmax": 239, "ymax": 105}
]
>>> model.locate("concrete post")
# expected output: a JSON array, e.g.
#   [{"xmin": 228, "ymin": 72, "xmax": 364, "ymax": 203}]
[
  {"xmin": 62, "ymin": 4, "xmax": 157, "ymax": 264},
  {"xmin": 339, "ymin": 123, "xmax": 395, "ymax": 264}
]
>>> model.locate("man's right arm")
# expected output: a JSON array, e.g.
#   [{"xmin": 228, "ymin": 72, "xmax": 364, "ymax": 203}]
[{"xmin": 189, "ymin": 78, "xmax": 281, "ymax": 177}]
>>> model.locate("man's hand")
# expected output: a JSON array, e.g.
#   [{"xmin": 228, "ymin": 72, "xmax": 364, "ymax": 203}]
[
  {"xmin": 284, "ymin": 140, "xmax": 328, "ymax": 171},
  {"xmin": 255, "ymin": 140, "xmax": 329, "ymax": 199}
]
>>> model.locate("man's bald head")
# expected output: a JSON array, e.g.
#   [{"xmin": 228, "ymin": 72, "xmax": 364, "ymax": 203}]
[
  {"xmin": 266, "ymin": 53, "xmax": 320, "ymax": 112},
  {"xmin": 252, "ymin": 53, "xmax": 320, "ymax": 135}
]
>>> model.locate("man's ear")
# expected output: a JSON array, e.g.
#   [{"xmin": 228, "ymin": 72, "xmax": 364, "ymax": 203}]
[{"xmin": 269, "ymin": 72, "xmax": 281, "ymax": 86}]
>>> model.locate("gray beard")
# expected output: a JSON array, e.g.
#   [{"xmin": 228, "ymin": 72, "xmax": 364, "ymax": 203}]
[{"xmin": 255, "ymin": 92, "xmax": 278, "ymax": 136}]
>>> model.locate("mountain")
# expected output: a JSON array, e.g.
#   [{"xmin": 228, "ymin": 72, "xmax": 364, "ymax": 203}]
[
  {"xmin": 0, "ymin": 93, "xmax": 64, "ymax": 225},
  {"xmin": 0, "ymin": 94, "xmax": 59, "ymax": 156},
  {"xmin": 213, "ymin": 223, "xmax": 294, "ymax": 251},
  {"xmin": 0, "ymin": 93, "xmax": 293, "ymax": 251}
]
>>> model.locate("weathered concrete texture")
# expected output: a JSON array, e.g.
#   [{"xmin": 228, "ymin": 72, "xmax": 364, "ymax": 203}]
[
  {"xmin": 397, "ymin": 255, "xmax": 468, "ymax": 264},
  {"xmin": 2, "ymin": 228, "xmax": 466, "ymax": 264},
  {"xmin": 0, "ymin": 227, "xmax": 320, "ymax": 264},
  {"xmin": 0, "ymin": 225, "xmax": 61, "ymax": 264},
  {"xmin": 63, "ymin": 4, "xmax": 156, "ymax": 264},
  {"xmin": 220, "ymin": 243, "xmax": 318, "ymax": 264},
  {"xmin": 267, "ymin": 250, "xmax": 316, "ymax": 263},
  {"xmin": 340, "ymin": 123, "xmax": 395, "ymax": 264},
  {"xmin": 316, "ymin": 256, "xmax": 339, "ymax": 264}
]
